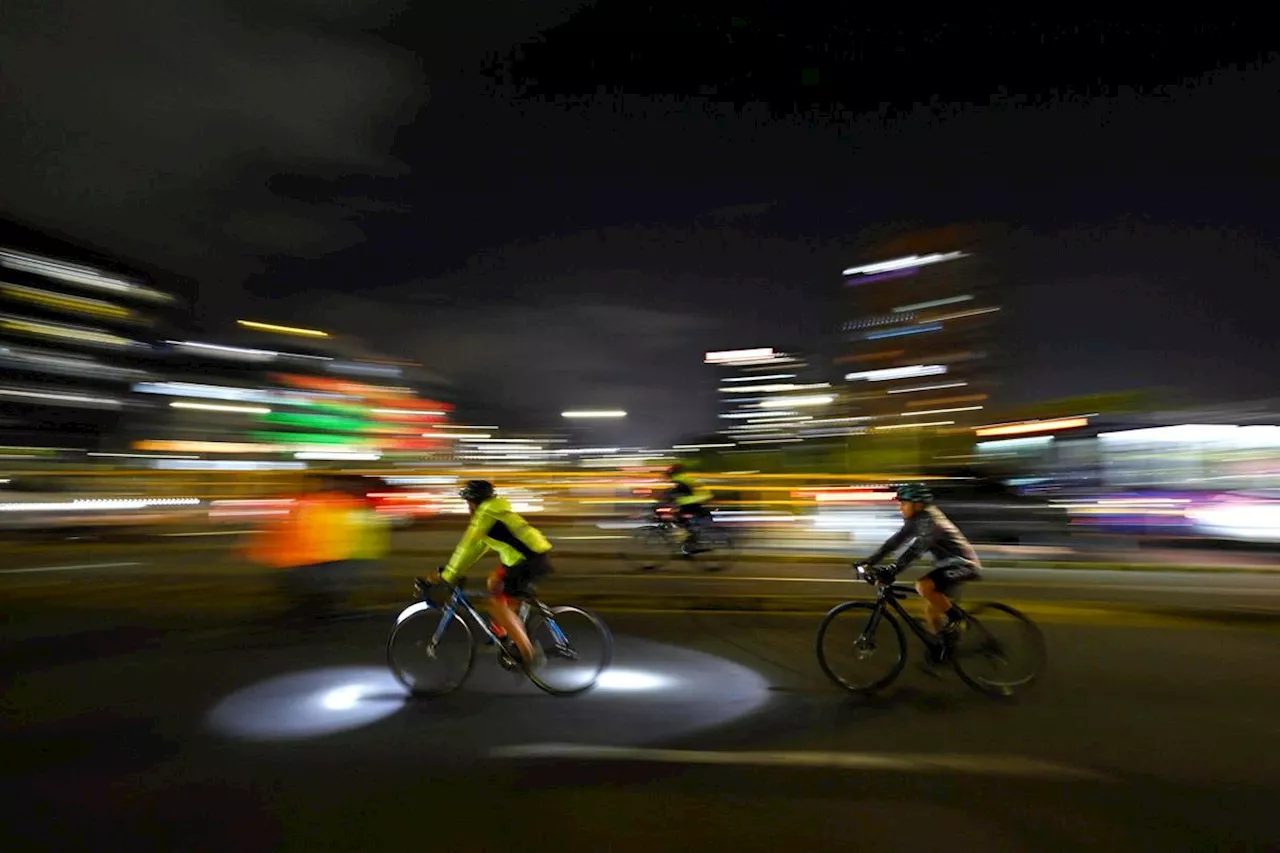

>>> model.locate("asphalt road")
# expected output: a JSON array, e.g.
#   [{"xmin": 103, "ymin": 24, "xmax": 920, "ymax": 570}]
[
  {"xmin": 3, "ymin": 534, "xmax": 1279, "ymax": 628},
  {"xmin": 5, "ymin": 520, "xmax": 1280, "ymax": 566},
  {"xmin": 4, "ymin": 608, "xmax": 1278, "ymax": 852}
]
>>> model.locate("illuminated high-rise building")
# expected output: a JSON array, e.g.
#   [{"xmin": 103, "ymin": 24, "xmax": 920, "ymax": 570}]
[{"xmin": 837, "ymin": 225, "xmax": 1005, "ymax": 434}]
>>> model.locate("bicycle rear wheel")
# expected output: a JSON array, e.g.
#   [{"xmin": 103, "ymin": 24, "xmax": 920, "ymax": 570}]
[
  {"xmin": 695, "ymin": 522, "xmax": 737, "ymax": 572},
  {"xmin": 525, "ymin": 604, "xmax": 613, "ymax": 696},
  {"xmin": 815, "ymin": 601, "xmax": 906, "ymax": 694},
  {"xmin": 950, "ymin": 602, "xmax": 1045, "ymax": 698},
  {"xmin": 621, "ymin": 526, "xmax": 674, "ymax": 571},
  {"xmin": 386, "ymin": 603, "xmax": 475, "ymax": 697}
]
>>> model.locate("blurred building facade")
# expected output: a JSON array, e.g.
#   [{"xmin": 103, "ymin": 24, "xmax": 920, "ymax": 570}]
[
  {"xmin": 705, "ymin": 346, "xmax": 843, "ymax": 446},
  {"xmin": 837, "ymin": 224, "xmax": 1006, "ymax": 436},
  {"xmin": 0, "ymin": 227, "xmax": 187, "ymax": 455},
  {"xmin": 124, "ymin": 321, "xmax": 458, "ymax": 467}
]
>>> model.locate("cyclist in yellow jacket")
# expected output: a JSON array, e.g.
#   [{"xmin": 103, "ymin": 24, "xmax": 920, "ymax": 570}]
[
  {"xmin": 664, "ymin": 463, "xmax": 713, "ymax": 556},
  {"xmin": 427, "ymin": 480, "xmax": 551, "ymax": 669}
]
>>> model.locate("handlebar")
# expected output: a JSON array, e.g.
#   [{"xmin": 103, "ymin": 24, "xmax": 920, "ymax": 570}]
[
  {"xmin": 413, "ymin": 575, "xmax": 468, "ymax": 600},
  {"xmin": 853, "ymin": 564, "xmax": 915, "ymax": 597},
  {"xmin": 853, "ymin": 563, "xmax": 879, "ymax": 585}
]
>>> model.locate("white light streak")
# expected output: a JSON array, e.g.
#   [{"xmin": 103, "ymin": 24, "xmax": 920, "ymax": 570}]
[
  {"xmin": 672, "ymin": 443, "xmax": 736, "ymax": 450},
  {"xmin": 759, "ymin": 395, "xmax": 834, "ymax": 409},
  {"xmin": 0, "ymin": 497, "xmax": 200, "ymax": 512},
  {"xmin": 0, "ymin": 248, "xmax": 173, "ymax": 302},
  {"xmin": 843, "ymin": 251, "xmax": 968, "ymax": 277},
  {"xmin": 294, "ymin": 451, "xmax": 381, "ymax": 461},
  {"xmin": 373, "ymin": 408, "xmax": 446, "ymax": 417},
  {"xmin": 847, "ymin": 365, "xmax": 946, "ymax": 382},
  {"xmin": 893, "ymin": 294, "xmax": 974, "ymax": 313},
  {"xmin": 704, "ymin": 347, "xmax": 774, "ymax": 364},
  {"xmin": 924, "ymin": 306, "xmax": 1002, "ymax": 322},
  {"xmin": 719, "ymin": 382, "xmax": 830, "ymax": 394},
  {"xmin": 873, "ymin": 420, "xmax": 955, "ymax": 431},
  {"xmin": 900, "ymin": 405, "xmax": 984, "ymax": 417},
  {"xmin": 168, "ymin": 340, "xmax": 278, "ymax": 361},
  {"xmin": 136, "ymin": 381, "xmax": 273, "ymax": 404},
  {"xmin": 720, "ymin": 373, "xmax": 796, "ymax": 383},
  {"xmin": 0, "ymin": 387, "xmax": 121, "ymax": 407},
  {"xmin": 170, "ymin": 401, "xmax": 270, "ymax": 415},
  {"xmin": 887, "ymin": 382, "xmax": 968, "ymax": 395}
]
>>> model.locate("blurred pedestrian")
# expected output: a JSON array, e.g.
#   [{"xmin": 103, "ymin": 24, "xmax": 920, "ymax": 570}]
[{"xmin": 243, "ymin": 473, "xmax": 363, "ymax": 623}]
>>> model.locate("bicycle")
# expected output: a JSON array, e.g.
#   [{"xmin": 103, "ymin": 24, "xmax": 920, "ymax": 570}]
[
  {"xmin": 620, "ymin": 505, "xmax": 736, "ymax": 572},
  {"xmin": 815, "ymin": 564, "xmax": 1045, "ymax": 698},
  {"xmin": 387, "ymin": 577, "xmax": 613, "ymax": 697}
]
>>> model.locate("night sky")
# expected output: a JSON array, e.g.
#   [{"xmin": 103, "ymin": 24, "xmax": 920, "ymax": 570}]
[{"xmin": 2, "ymin": 4, "xmax": 1277, "ymax": 445}]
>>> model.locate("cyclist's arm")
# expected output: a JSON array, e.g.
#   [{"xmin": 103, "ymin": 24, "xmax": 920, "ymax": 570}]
[
  {"xmin": 866, "ymin": 521, "xmax": 913, "ymax": 566},
  {"xmin": 892, "ymin": 514, "xmax": 939, "ymax": 572},
  {"xmin": 440, "ymin": 508, "xmax": 496, "ymax": 584}
]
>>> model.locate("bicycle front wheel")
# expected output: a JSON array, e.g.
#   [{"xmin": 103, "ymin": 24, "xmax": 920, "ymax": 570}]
[
  {"xmin": 950, "ymin": 602, "xmax": 1045, "ymax": 698},
  {"xmin": 815, "ymin": 601, "xmax": 906, "ymax": 694},
  {"xmin": 696, "ymin": 522, "xmax": 737, "ymax": 572},
  {"xmin": 525, "ymin": 605, "xmax": 614, "ymax": 696},
  {"xmin": 621, "ymin": 526, "xmax": 674, "ymax": 571},
  {"xmin": 386, "ymin": 604, "xmax": 475, "ymax": 697}
]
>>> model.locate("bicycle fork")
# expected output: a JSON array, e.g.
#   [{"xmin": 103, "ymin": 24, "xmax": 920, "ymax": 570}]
[
  {"xmin": 856, "ymin": 603, "xmax": 887, "ymax": 660},
  {"xmin": 426, "ymin": 603, "xmax": 459, "ymax": 659}
]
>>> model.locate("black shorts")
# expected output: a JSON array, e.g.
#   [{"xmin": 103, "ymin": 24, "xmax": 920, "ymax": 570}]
[
  {"xmin": 922, "ymin": 562, "xmax": 980, "ymax": 596},
  {"xmin": 676, "ymin": 503, "xmax": 711, "ymax": 522},
  {"xmin": 493, "ymin": 553, "xmax": 553, "ymax": 598}
]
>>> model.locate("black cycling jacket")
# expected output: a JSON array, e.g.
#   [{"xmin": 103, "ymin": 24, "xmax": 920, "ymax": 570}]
[{"xmin": 867, "ymin": 505, "xmax": 981, "ymax": 573}]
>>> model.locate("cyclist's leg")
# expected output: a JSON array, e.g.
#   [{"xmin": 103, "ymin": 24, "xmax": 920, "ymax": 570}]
[
  {"xmin": 681, "ymin": 503, "xmax": 710, "ymax": 553},
  {"xmin": 481, "ymin": 566, "xmax": 536, "ymax": 664},
  {"xmin": 915, "ymin": 574, "xmax": 949, "ymax": 634},
  {"xmin": 917, "ymin": 563, "xmax": 979, "ymax": 634}
]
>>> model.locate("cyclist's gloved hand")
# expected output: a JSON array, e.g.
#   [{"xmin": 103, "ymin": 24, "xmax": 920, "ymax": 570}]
[
  {"xmin": 853, "ymin": 562, "xmax": 874, "ymax": 584},
  {"xmin": 874, "ymin": 563, "xmax": 899, "ymax": 584}
]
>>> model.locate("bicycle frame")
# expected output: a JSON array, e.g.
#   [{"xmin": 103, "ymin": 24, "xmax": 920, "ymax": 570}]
[
  {"xmin": 404, "ymin": 585, "xmax": 567, "ymax": 659},
  {"xmin": 865, "ymin": 581, "xmax": 951, "ymax": 651}
]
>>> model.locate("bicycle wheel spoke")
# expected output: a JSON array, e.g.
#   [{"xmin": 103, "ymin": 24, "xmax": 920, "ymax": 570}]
[
  {"xmin": 815, "ymin": 602, "xmax": 906, "ymax": 693},
  {"xmin": 526, "ymin": 605, "xmax": 613, "ymax": 696},
  {"xmin": 951, "ymin": 603, "xmax": 1045, "ymax": 698},
  {"xmin": 622, "ymin": 527, "xmax": 672, "ymax": 571},
  {"xmin": 386, "ymin": 608, "xmax": 475, "ymax": 697}
]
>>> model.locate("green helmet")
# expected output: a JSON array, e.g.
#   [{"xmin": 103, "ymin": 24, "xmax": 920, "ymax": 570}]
[{"xmin": 894, "ymin": 482, "xmax": 934, "ymax": 504}]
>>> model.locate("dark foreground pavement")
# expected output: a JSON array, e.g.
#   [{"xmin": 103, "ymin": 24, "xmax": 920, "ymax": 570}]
[{"xmin": 4, "ymin": 609, "xmax": 1278, "ymax": 852}]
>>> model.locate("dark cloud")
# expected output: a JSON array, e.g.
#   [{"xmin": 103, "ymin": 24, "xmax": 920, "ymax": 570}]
[
  {"xmin": 282, "ymin": 269, "xmax": 724, "ymax": 444},
  {"xmin": 4, "ymin": 4, "xmax": 1279, "ymax": 444},
  {"xmin": 0, "ymin": 0, "xmax": 426, "ymax": 297}
]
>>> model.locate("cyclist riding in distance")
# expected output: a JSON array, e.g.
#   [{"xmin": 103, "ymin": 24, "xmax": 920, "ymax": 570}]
[
  {"xmin": 427, "ymin": 480, "xmax": 552, "ymax": 670},
  {"xmin": 663, "ymin": 463, "xmax": 713, "ymax": 556},
  {"xmin": 857, "ymin": 482, "xmax": 982, "ymax": 660}
]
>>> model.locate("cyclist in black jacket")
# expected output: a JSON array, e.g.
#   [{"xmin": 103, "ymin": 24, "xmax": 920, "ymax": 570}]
[{"xmin": 857, "ymin": 483, "xmax": 982, "ymax": 652}]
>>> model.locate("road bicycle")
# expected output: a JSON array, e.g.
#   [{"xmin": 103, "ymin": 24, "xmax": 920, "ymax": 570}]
[
  {"xmin": 387, "ymin": 577, "xmax": 613, "ymax": 697},
  {"xmin": 620, "ymin": 505, "xmax": 736, "ymax": 571},
  {"xmin": 816, "ymin": 564, "xmax": 1045, "ymax": 698}
]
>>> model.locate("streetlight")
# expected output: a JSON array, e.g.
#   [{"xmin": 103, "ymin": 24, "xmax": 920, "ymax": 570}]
[{"xmin": 561, "ymin": 410, "xmax": 627, "ymax": 419}]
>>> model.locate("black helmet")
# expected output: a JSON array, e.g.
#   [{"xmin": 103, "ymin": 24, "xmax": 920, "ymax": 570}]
[
  {"xmin": 666, "ymin": 463, "xmax": 686, "ymax": 477},
  {"xmin": 894, "ymin": 482, "xmax": 934, "ymax": 504},
  {"xmin": 459, "ymin": 480, "xmax": 495, "ymax": 504}
]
